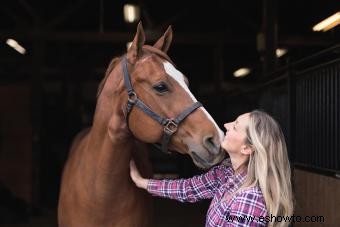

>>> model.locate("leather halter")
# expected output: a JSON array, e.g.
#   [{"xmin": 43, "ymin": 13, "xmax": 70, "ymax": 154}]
[{"xmin": 121, "ymin": 56, "xmax": 202, "ymax": 154}]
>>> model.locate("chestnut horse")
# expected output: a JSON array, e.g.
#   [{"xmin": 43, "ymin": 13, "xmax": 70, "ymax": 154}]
[{"xmin": 58, "ymin": 23, "xmax": 225, "ymax": 227}]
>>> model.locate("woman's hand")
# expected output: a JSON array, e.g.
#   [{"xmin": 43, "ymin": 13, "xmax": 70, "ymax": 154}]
[{"xmin": 129, "ymin": 160, "xmax": 149, "ymax": 189}]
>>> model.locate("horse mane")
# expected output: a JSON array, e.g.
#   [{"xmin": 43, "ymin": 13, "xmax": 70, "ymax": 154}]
[
  {"xmin": 96, "ymin": 45, "xmax": 174, "ymax": 98},
  {"xmin": 97, "ymin": 56, "xmax": 122, "ymax": 98}
]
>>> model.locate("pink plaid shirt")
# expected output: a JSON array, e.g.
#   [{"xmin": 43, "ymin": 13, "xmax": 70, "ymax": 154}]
[{"xmin": 147, "ymin": 160, "xmax": 268, "ymax": 226}]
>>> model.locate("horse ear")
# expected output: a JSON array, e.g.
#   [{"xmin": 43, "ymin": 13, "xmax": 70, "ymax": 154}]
[
  {"xmin": 127, "ymin": 22, "xmax": 145, "ymax": 64},
  {"xmin": 153, "ymin": 25, "xmax": 173, "ymax": 53}
]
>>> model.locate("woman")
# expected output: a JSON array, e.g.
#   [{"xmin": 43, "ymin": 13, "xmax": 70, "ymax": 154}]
[{"xmin": 130, "ymin": 110, "xmax": 294, "ymax": 226}]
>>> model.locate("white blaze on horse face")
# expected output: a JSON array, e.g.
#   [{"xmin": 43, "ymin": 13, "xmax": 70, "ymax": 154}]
[{"xmin": 163, "ymin": 61, "xmax": 224, "ymax": 142}]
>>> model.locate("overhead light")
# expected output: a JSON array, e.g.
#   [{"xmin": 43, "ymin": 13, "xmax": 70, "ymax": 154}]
[
  {"xmin": 123, "ymin": 4, "xmax": 140, "ymax": 23},
  {"xmin": 6, "ymin": 38, "xmax": 26, "ymax": 54},
  {"xmin": 313, "ymin": 12, "xmax": 340, "ymax": 32},
  {"xmin": 276, "ymin": 48, "xmax": 287, "ymax": 58},
  {"xmin": 233, "ymin": 68, "xmax": 251, "ymax": 78},
  {"xmin": 126, "ymin": 41, "xmax": 132, "ymax": 50}
]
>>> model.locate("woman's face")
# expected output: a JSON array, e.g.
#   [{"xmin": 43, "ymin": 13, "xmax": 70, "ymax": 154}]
[{"xmin": 222, "ymin": 113, "xmax": 250, "ymax": 154}]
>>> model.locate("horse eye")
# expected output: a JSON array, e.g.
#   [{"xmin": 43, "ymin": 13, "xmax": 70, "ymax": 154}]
[{"xmin": 153, "ymin": 83, "xmax": 169, "ymax": 93}]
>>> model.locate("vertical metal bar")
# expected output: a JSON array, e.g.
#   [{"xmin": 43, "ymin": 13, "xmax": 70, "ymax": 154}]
[
  {"xmin": 305, "ymin": 75, "xmax": 310, "ymax": 165},
  {"xmin": 308, "ymin": 74, "xmax": 312, "ymax": 166},
  {"xmin": 336, "ymin": 64, "xmax": 340, "ymax": 170},
  {"xmin": 324, "ymin": 68, "xmax": 327, "ymax": 168},
  {"xmin": 326, "ymin": 67, "xmax": 331, "ymax": 169},
  {"xmin": 319, "ymin": 70, "xmax": 323, "ymax": 168},
  {"xmin": 304, "ymin": 76, "xmax": 309, "ymax": 164},
  {"xmin": 319, "ymin": 71, "xmax": 322, "ymax": 168},
  {"xmin": 288, "ymin": 68, "xmax": 296, "ymax": 164},
  {"xmin": 315, "ymin": 71, "xmax": 320, "ymax": 168},
  {"xmin": 295, "ymin": 79, "xmax": 299, "ymax": 163},
  {"xmin": 301, "ymin": 77, "xmax": 306, "ymax": 164},
  {"xmin": 315, "ymin": 72, "xmax": 319, "ymax": 167},
  {"xmin": 324, "ymin": 68, "xmax": 328, "ymax": 168},
  {"xmin": 296, "ymin": 78, "xmax": 300, "ymax": 163},
  {"xmin": 295, "ymin": 78, "xmax": 300, "ymax": 163},
  {"xmin": 300, "ymin": 77, "xmax": 303, "ymax": 164},
  {"xmin": 311, "ymin": 73, "xmax": 316, "ymax": 167},
  {"xmin": 330, "ymin": 66, "xmax": 334, "ymax": 170},
  {"xmin": 322, "ymin": 69, "xmax": 327, "ymax": 168}
]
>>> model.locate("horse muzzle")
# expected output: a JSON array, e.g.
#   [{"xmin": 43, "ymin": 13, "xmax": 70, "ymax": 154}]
[{"xmin": 190, "ymin": 147, "xmax": 225, "ymax": 169}]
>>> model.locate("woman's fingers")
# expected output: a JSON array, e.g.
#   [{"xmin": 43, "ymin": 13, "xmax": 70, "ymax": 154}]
[
  {"xmin": 129, "ymin": 160, "xmax": 136, "ymax": 173},
  {"xmin": 129, "ymin": 159, "xmax": 148, "ymax": 189},
  {"xmin": 130, "ymin": 160, "xmax": 139, "ymax": 181},
  {"xmin": 130, "ymin": 160, "xmax": 142, "ymax": 185}
]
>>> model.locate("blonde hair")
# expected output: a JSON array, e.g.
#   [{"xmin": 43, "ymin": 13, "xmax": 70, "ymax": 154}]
[{"xmin": 239, "ymin": 110, "xmax": 293, "ymax": 227}]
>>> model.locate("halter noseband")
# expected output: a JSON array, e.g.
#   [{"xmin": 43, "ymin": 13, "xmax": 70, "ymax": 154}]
[{"xmin": 121, "ymin": 56, "xmax": 202, "ymax": 154}]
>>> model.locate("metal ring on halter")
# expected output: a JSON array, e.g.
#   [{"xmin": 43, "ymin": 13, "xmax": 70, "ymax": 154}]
[
  {"xmin": 164, "ymin": 120, "xmax": 178, "ymax": 135},
  {"xmin": 128, "ymin": 91, "xmax": 138, "ymax": 104}
]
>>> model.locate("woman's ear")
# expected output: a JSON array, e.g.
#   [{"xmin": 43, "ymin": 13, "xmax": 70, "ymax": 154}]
[{"xmin": 241, "ymin": 145, "xmax": 254, "ymax": 155}]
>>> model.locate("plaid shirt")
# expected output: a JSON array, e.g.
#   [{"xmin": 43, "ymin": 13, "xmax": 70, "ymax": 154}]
[{"xmin": 147, "ymin": 160, "xmax": 268, "ymax": 226}]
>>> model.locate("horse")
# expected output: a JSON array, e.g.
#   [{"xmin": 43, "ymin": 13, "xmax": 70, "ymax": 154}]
[{"xmin": 58, "ymin": 22, "xmax": 225, "ymax": 227}]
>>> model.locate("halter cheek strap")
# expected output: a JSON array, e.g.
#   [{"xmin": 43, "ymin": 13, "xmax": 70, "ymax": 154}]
[{"xmin": 121, "ymin": 56, "xmax": 202, "ymax": 154}]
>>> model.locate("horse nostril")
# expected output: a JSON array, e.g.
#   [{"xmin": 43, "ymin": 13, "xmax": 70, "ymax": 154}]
[
  {"xmin": 207, "ymin": 137, "xmax": 215, "ymax": 147},
  {"xmin": 203, "ymin": 135, "xmax": 219, "ymax": 154}
]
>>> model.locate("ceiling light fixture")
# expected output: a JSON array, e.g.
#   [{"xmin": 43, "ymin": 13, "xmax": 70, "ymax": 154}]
[
  {"xmin": 313, "ymin": 11, "xmax": 340, "ymax": 32},
  {"xmin": 276, "ymin": 48, "xmax": 287, "ymax": 58},
  {"xmin": 123, "ymin": 4, "xmax": 140, "ymax": 23},
  {"xmin": 233, "ymin": 68, "xmax": 251, "ymax": 78},
  {"xmin": 6, "ymin": 38, "xmax": 26, "ymax": 54}
]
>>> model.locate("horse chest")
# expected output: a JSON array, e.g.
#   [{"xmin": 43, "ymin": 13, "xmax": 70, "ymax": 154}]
[
  {"xmin": 59, "ymin": 143, "xmax": 152, "ymax": 227},
  {"xmin": 60, "ymin": 185, "xmax": 152, "ymax": 227}
]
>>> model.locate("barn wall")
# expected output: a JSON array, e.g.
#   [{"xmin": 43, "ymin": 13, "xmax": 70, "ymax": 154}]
[
  {"xmin": 0, "ymin": 85, "xmax": 33, "ymax": 204},
  {"xmin": 294, "ymin": 169, "xmax": 340, "ymax": 227}
]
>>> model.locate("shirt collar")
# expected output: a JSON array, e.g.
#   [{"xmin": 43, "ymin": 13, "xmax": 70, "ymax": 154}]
[{"xmin": 224, "ymin": 158, "xmax": 248, "ymax": 185}]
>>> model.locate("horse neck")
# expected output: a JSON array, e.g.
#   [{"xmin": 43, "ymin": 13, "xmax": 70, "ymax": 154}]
[{"xmin": 85, "ymin": 64, "xmax": 134, "ymax": 189}]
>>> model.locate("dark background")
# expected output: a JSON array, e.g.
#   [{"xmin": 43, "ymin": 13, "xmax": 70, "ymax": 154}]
[{"xmin": 0, "ymin": 0, "xmax": 339, "ymax": 226}]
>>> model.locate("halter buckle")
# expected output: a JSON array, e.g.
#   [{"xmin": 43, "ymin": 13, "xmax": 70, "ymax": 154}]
[
  {"xmin": 164, "ymin": 120, "xmax": 178, "ymax": 135},
  {"xmin": 128, "ymin": 91, "xmax": 138, "ymax": 104}
]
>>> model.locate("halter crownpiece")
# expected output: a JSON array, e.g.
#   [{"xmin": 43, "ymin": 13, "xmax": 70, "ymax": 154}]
[{"xmin": 121, "ymin": 56, "xmax": 202, "ymax": 154}]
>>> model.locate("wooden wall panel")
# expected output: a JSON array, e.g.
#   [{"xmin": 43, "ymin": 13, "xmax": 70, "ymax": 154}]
[{"xmin": 294, "ymin": 169, "xmax": 340, "ymax": 227}]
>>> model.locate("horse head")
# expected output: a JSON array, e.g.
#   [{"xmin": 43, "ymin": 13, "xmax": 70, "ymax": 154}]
[{"xmin": 107, "ymin": 23, "xmax": 225, "ymax": 169}]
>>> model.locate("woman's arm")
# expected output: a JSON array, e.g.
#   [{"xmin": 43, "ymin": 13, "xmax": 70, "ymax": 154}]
[{"xmin": 130, "ymin": 160, "xmax": 226, "ymax": 203}]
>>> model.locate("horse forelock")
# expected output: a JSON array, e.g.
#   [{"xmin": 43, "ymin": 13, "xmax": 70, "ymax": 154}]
[{"xmin": 142, "ymin": 45, "xmax": 175, "ymax": 66}]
